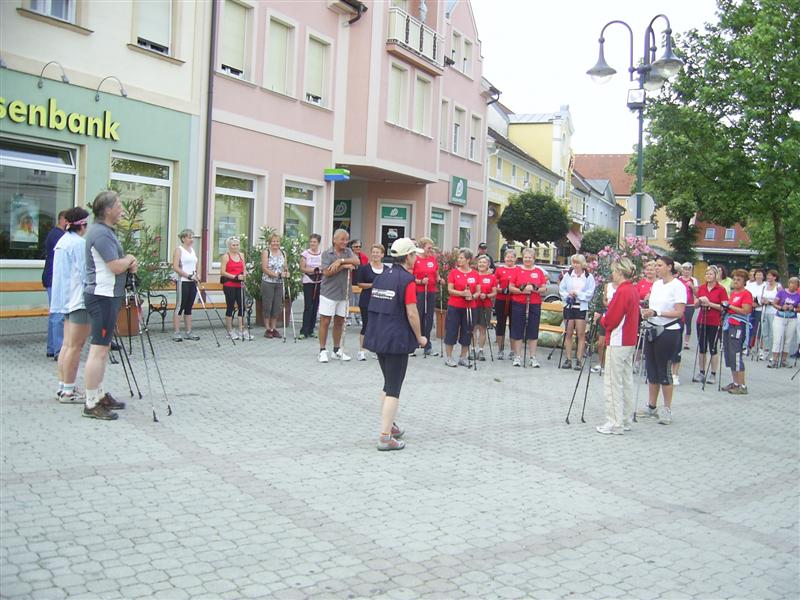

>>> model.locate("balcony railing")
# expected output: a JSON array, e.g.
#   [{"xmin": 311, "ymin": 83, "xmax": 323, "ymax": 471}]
[{"xmin": 387, "ymin": 7, "xmax": 445, "ymax": 69}]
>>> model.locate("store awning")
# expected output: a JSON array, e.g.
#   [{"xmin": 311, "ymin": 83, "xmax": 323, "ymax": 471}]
[{"xmin": 566, "ymin": 230, "xmax": 582, "ymax": 250}]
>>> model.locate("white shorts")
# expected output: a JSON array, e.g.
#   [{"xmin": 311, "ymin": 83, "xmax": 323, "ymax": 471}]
[{"xmin": 319, "ymin": 295, "xmax": 348, "ymax": 318}]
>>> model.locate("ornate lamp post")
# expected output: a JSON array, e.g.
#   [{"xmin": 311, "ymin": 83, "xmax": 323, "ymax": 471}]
[{"xmin": 587, "ymin": 15, "xmax": 683, "ymax": 237}]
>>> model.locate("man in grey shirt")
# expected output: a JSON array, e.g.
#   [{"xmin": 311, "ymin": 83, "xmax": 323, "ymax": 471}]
[{"xmin": 317, "ymin": 229, "xmax": 359, "ymax": 362}]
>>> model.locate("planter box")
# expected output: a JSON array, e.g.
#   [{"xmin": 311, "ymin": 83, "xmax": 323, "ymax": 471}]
[
  {"xmin": 116, "ymin": 305, "xmax": 136, "ymax": 337},
  {"xmin": 435, "ymin": 308, "xmax": 446, "ymax": 339}
]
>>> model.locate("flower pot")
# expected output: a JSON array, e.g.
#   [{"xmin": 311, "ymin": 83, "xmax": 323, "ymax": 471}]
[
  {"xmin": 255, "ymin": 298, "xmax": 265, "ymax": 327},
  {"xmin": 116, "ymin": 305, "xmax": 136, "ymax": 337},
  {"xmin": 435, "ymin": 308, "xmax": 446, "ymax": 339}
]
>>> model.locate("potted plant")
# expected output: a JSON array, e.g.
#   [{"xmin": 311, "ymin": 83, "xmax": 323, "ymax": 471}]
[
  {"xmin": 434, "ymin": 247, "xmax": 460, "ymax": 338},
  {"xmin": 113, "ymin": 193, "xmax": 173, "ymax": 335}
]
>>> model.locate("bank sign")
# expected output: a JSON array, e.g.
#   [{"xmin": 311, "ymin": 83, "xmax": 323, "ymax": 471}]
[
  {"xmin": 0, "ymin": 97, "xmax": 121, "ymax": 141},
  {"xmin": 449, "ymin": 176, "xmax": 467, "ymax": 206}
]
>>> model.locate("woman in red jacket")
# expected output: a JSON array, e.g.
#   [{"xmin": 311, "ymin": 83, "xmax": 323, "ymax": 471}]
[{"xmin": 597, "ymin": 258, "xmax": 641, "ymax": 435}]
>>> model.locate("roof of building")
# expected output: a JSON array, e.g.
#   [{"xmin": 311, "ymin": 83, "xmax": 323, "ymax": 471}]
[
  {"xmin": 508, "ymin": 113, "xmax": 557, "ymax": 124},
  {"xmin": 488, "ymin": 127, "xmax": 559, "ymax": 179},
  {"xmin": 573, "ymin": 154, "xmax": 635, "ymax": 197},
  {"xmin": 571, "ymin": 171, "xmax": 591, "ymax": 194},
  {"xmin": 586, "ymin": 179, "xmax": 612, "ymax": 195}
]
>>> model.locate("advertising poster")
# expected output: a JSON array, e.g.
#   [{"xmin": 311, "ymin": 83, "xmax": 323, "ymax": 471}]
[
  {"xmin": 217, "ymin": 216, "xmax": 237, "ymax": 255},
  {"xmin": 10, "ymin": 194, "xmax": 39, "ymax": 248}
]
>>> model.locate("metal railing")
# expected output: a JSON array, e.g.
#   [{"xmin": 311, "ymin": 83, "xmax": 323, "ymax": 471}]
[{"xmin": 387, "ymin": 7, "xmax": 445, "ymax": 68}]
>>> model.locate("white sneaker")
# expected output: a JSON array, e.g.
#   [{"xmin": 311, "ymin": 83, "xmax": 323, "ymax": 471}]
[
  {"xmin": 529, "ymin": 357, "xmax": 540, "ymax": 368},
  {"xmin": 318, "ymin": 349, "xmax": 329, "ymax": 363},
  {"xmin": 228, "ymin": 331, "xmax": 240, "ymax": 340},
  {"xmin": 357, "ymin": 350, "xmax": 366, "ymax": 361},
  {"xmin": 333, "ymin": 349, "xmax": 351, "ymax": 361},
  {"xmin": 590, "ymin": 364, "xmax": 602, "ymax": 374},
  {"xmin": 623, "ymin": 420, "xmax": 632, "ymax": 431},
  {"xmin": 445, "ymin": 358, "xmax": 458, "ymax": 367},
  {"xmin": 512, "ymin": 356, "xmax": 522, "ymax": 367},
  {"xmin": 497, "ymin": 350, "xmax": 505, "ymax": 360},
  {"xmin": 240, "ymin": 331, "xmax": 254, "ymax": 341},
  {"xmin": 672, "ymin": 375, "xmax": 680, "ymax": 386},
  {"xmin": 596, "ymin": 422, "xmax": 623, "ymax": 435},
  {"xmin": 658, "ymin": 406, "xmax": 673, "ymax": 425}
]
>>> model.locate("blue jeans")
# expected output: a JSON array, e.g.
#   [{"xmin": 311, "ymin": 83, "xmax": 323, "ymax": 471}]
[{"xmin": 46, "ymin": 287, "xmax": 65, "ymax": 355}]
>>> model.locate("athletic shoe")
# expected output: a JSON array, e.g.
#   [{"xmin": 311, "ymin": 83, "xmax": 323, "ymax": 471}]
[
  {"xmin": 721, "ymin": 382, "xmax": 737, "ymax": 392},
  {"xmin": 508, "ymin": 351, "xmax": 517, "ymax": 360},
  {"xmin": 228, "ymin": 331, "xmax": 240, "ymax": 340},
  {"xmin": 271, "ymin": 330, "xmax": 282, "ymax": 339},
  {"xmin": 58, "ymin": 391, "xmax": 84, "ymax": 404},
  {"xmin": 458, "ymin": 358, "xmax": 470, "ymax": 367},
  {"xmin": 729, "ymin": 385, "xmax": 749, "ymax": 395},
  {"xmin": 478, "ymin": 349, "xmax": 486, "ymax": 361},
  {"xmin": 672, "ymin": 375, "xmax": 680, "ymax": 386},
  {"xmin": 590, "ymin": 365, "xmax": 602, "ymax": 374},
  {"xmin": 377, "ymin": 434, "xmax": 405, "ymax": 451},
  {"xmin": 240, "ymin": 331, "xmax": 254, "ymax": 341},
  {"xmin": 82, "ymin": 404, "xmax": 118, "ymax": 421},
  {"xmin": 573, "ymin": 361, "xmax": 583, "ymax": 371},
  {"xmin": 391, "ymin": 422, "xmax": 405, "ymax": 438},
  {"xmin": 99, "ymin": 393, "xmax": 126, "ymax": 411},
  {"xmin": 333, "ymin": 349, "xmax": 351, "ymax": 361},
  {"xmin": 409, "ymin": 350, "xmax": 417, "ymax": 357},
  {"xmin": 184, "ymin": 332, "xmax": 200, "ymax": 341},
  {"xmin": 512, "ymin": 356, "xmax": 522, "ymax": 367},
  {"xmin": 263, "ymin": 329, "xmax": 271, "ymax": 338},
  {"xmin": 445, "ymin": 358, "xmax": 458, "ymax": 367},
  {"xmin": 298, "ymin": 333, "xmax": 308, "ymax": 340},
  {"xmin": 560, "ymin": 360, "xmax": 573, "ymax": 370},
  {"xmin": 357, "ymin": 351, "xmax": 366, "ymax": 361},
  {"xmin": 758, "ymin": 350, "xmax": 768, "ymax": 360},
  {"xmin": 767, "ymin": 362, "xmax": 779, "ymax": 369},
  {"xmin": 423, "ymin": 349, "xmax": 439, "ymax": 357},
  {"xmin": 640, "ymin": 405, "xmax": 658, "ymax": 419},
  {"xmin": 53, "ymin": 353, "xmax": 59, "ymax": 362},
  {"xmin": 707, "ymin": 373, "xmax": 716, "ymax": 384},
  {"xmin": 529, "ymin": 357, "xmax": 541, "ymax": 368},
  {"xmin": 46, "ymin": 352, "xmax": 55, "ymax": 358},
  {"xmin": 692, "ymin": 371, "xmax": 706, "ymax": 383},
  {"xmin": 658, "ymin": 406, "xmax": 672, "ymax": 425},
  {"xmin": 622, "ymin": 420, "xmax": 632, "ymax": 431},
  {"xmin": 318, "ymin": 349, "xmax": 329, "ymax": 363},
  {"xmin": 596, "ymin": 422, "xmax": 623, "ymax": 435},
  {"xmin": 497, "ymin": 350, "xmax": 505, "ymax": 360},
  {"xmin": 172, "ymin": 333, "xmax": 184, "ymax": 342}
]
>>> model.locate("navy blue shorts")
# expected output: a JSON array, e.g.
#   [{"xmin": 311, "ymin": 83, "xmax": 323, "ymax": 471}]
[
  {"xmin": 495, "ymin": 298, "xmax": 512, "ymax": 337},
  {"xmin": 444, "ymin": 306, "xmax": 472, "ymax": 346},
  {"xmin": 85, "ymin": 294, "xmax": 123, "ymax": 346},
  {"xmin": 510, "ymin": 302, "xmax": 541, "ymax": 341}
]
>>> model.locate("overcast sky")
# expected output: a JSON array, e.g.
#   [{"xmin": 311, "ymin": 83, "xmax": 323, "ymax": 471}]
[{"xmin": 470, "ymin": 0, "xmax": 720, "ymax": 154}]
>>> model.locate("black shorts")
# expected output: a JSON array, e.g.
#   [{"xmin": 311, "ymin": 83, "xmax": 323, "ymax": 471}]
[
  {"xmin": 495, "ymin": 297, "xmax": 511, "ymax": 337},
  {"xmin": 444, "ymin": 306, "xmax": 471, "ymax": 346},
  {"xmin": 85, "ymin": 294, "xmax": 123, "ymax": 346},
  {"xmin": 176, "ymin": 280, "xmax": 196, "ymax": 315},
  {"xmin": 697, "ymin": 323, "xmax": 720, "ymax": 355},
  {"xmin": 377, "ymin": 353, "xmax": 409, "ymax": 398},
  {"xmin": 564, "ymin": 307, "xmax": 587, "ymax": 321},
  {"xmin": 473, "ymin": 306, "xmax": 492, "ymax": 328},
  {"xmin": 223, "ymin": 285, "xmax": 244, "ymax": 317},
  {"xmin": 360, "ymin": 307, "xmax": 369, "ymax": 335},
  {"xmin": 723, "ymin": 323, "xmax": 746, "ymax": 371},
  {"xmin": 596, "ymin": 312, "xmax": 607, "ymax": 337},
  {"xmin": 644, "ymin": 329, "xmax": 681, "ymax": 385},
  {"xmin": 509, "ymin": 302, "xmax": 541, "ymax": 341},
  {"xmin": 66, "ymin": 309, "xmax": 88, "ymax": 325}
]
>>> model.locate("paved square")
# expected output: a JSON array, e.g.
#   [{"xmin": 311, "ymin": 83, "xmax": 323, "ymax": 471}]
[{"xmin": 1, "ymin": 316, "xmax": 798, "ymax": 599}]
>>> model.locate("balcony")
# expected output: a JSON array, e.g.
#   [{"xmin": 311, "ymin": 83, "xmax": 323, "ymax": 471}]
[{"xmin": 387, "ymin": 7, "xmax": 445, "ymax": 76}]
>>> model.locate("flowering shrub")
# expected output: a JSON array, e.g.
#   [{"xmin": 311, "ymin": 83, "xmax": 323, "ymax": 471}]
[
  {"xmin": 242, "ymin": 226, "xmax": 308, "ymax": 303},
  {"xmin": 589, "ymin": 235, "xmax": 657, "ymax": 312},
  {"xmin": 434, "ymin": 247, "xmax": 460, "ymax": 307}
]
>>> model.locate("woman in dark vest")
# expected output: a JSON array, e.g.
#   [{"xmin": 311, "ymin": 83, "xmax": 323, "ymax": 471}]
[{"xmin": 364, "ymin": 238, "xmax": 427, "ymax": 451}]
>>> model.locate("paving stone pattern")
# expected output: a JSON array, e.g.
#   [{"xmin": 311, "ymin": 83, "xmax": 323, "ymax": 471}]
[{"xmin": 1, "ymin": 316, "xmax": 798, "ymax": 599}]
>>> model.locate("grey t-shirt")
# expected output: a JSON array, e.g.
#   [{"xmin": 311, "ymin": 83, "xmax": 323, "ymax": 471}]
[
  {"xmin": 85, "ymin": 222, "xmax": 126, "ymax": 297},
  {"xmin": 320, "ymin": 246, "xmax": 355, "ymax": 301}
]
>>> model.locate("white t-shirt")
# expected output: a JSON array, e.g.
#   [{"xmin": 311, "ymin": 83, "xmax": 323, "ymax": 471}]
[
  {"xmin": 761, "ymin": 284, "xmax": 780, "ymax": 315},
  {"xmin": 745, "ymin": 281, "xmax": 766, "ymax": 306},
  {"xmin": 648, "ymin": 278, "xmax": 687, "ymax": 330}
]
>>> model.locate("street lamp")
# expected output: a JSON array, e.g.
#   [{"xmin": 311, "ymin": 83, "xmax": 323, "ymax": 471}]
[{"xmin": 587, "ymin": 15, "xmax": 683, "ymax": 237}]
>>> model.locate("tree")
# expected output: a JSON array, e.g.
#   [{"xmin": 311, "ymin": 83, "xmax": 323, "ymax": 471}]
[
  {"xmin": 641, "ymin": 0, "xmax": 800, "ymax": 280},
  {"xmin": 497, "ymin": 191, "xmax": 570, "ymax": 247},
  {"xmin": 579, "ymin": 227, "xmax": 617, "ymax": 255}
]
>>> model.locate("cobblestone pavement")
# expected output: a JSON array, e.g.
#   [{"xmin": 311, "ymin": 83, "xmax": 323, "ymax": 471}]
[{"xmin": 1, "ymin": 316, "xmax": 798, "ymax": 599}]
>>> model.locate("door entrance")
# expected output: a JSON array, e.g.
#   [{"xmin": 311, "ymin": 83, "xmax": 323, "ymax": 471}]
[
  {"xmin": 378, "ymin": 204, "xmax": 410, "ymax": 252},
  {"xmin": 380, "ymin": 224, "xmax": 405, "ymax": 251}
]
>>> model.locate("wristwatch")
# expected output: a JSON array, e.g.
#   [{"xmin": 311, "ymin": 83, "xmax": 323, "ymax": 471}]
[{"xmin": 654, "ymin": 310, "xmax": 659, "ymax": 317}]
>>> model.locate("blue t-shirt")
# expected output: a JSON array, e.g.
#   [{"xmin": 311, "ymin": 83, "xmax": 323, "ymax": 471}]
[
  {"xmin": 356, "ymin": 263, "xmax": 385, "ymax": 308},
  {"xmin": 41, "ymin": 226, "xmax": 65, "ymax": 288}
]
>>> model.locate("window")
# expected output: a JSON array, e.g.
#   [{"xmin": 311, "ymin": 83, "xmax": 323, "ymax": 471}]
[
  {"xmin": 387, "ymin": 64, "xmax": 408, "ymax": 127},
  {"xmin": 524, "ymin": 172, "xmax": 531, "ymax": 189},
  {"xmin": 304, "ymin": 35, "xmax": 330, "ymax": 105},
  {"xmin": 624, "ymin": 222, "xmax": 636, "ymax": 237},
  {"xmin": 453, "ymin": 107, "xmax": 465, "ymax": 154},
  {"xmin": 0, "ymin": 139, "xmax": 76, "ymax": 260},
  {"xmin": 666, "ymin": 223, "xmax": 678, "ymax": 239},
  {"xmin": 430, "ymin": 209, "xmax": 447, "ymax": 250},
  {"xmin": 220, "ymin": 0, "xmax": 249, "ymax": 78},
  {"xmin": 724, "ymin": 228, "xmax": 735, "ymax": 241},
  {"xmin": 266, "ymin": 17, "xmax": 294, "ymax": 95},
  {"xmin": 136, "ymin": 0, "xmax": 171, "ymax": 54},
  {"xmin": 458, "ymin": 213, "xmax": 475, "ymax": 248},
  {"xmin": 469, "ymin": 115, "xmax": 481, "ymax": 161},
  {"xmin": 495, "ymin": 157, "xmax": 503, "ymax": 180},
  {"xmin": 511, "ymin": 165, "xmax": 517, "ymax": 186},
  {"xmin": 463, "ymin": 39, "xmax": 473, "ymax": 76},
  {"xmin": 413, "ymin": 76, "xmax": 432, "ymax": 135},
  {"xmin": 284, "ymin": 184, "xmax": 315, "ymax": 239},
  {"xmin": 439, "ymin": 100, "xmax": 449, "ymax": 149},
  {"xmin": 451, "ymin": 31, "xmax": 462, "ymax": 67},
  {"xmin": 704, "ymin": 228, "xmax": 716, "ymax": 241},
  {"xmin": 214, "ymin": 173, "xmax": 254, "ymax": 259},
  {"xmin": 110, "ymin": 155, "xmax": 172, "ymax": 261},
  {"xmin": 30, "ymin": 0, "xmax": 75, "ymax": 22}
]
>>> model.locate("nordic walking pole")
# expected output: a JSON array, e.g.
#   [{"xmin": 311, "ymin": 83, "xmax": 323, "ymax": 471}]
[
  {"xmin": 579, "ymin": 318, "xmax": 596, "ymax": 423},
  {"xmin": 632, "ymin": 321, "xmax": 646, "ymax": 422},
  {"xmin": 131, "ymin": 277, "xmax": 172, "ymax": 418},
  {"xmin": 195, "ymin": 280, "xmax": 221, "ymax": 347},
  {"xmin": 423, "ymin": 283, "xmax": 428, "ymax": 359},
  {"xmin": 113, "ymin": 330, "xmax": 139, "ymax": 398},
  {"xmin": 211, "ymin": 285, "xmax": 235, "ymax": 346},
  {"xmin": 128, "ymin": 278, "xmax": 160, "ymax": 422},
  {"xmin": 281, "ymin": 276, "xmax": 287, "ymax": 344},
  {"xmin": 287, "ymin": 273, "xmax": 298, "ymax": 343},
  {"xmin": 487, "ymin": 303, "xmax": 494, "ymax": 363},
  {"xmin": 439, "ymin": 280, "xmax": 444, "ymax": 359},
  {"xmin": 465, "ymin": 305, "xmax": 477, "ymax": 371},
  {"xmin": 340, "ymin": 268, "xmax": 351, "ymax": 364},
  {"xmin": 565, "ymin": 345, "xmax": 588, "ymax": 424},
  {"xmin": 691, "ymin": 306, "xmax": 705, "ymax": 382},
  {"xmin": 522, "ymin": 290, "xmax": 531, "ymax": 368}
]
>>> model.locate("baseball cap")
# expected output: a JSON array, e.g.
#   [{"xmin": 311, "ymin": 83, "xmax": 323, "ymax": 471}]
[
  {"xmin": 478, "ymin": 242, "xmax": 488, "ymax": 249},
  {"xmin": 389, "ymin": 238, "xmax": 424, "ymax": 257}
]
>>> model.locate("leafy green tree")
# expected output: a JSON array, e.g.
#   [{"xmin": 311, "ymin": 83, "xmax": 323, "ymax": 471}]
[
  {"xmin": 641, "ymin": 0, "xmax": 800, "ymax": 280},
  {"xmin": 497, "ymin": 191, "xmax": 570, "ymax": 247},
  {"xmin": 579, "ymin": 227, "xmax": 617, "ymax": 255}
]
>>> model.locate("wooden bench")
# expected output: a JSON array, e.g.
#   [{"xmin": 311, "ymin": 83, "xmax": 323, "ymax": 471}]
[{"xmin": 0, "ymin": 281, "xmax": 48, "ymax": 318}]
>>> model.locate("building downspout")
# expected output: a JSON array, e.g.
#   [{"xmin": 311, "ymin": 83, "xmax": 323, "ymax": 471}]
[
  {"xmin": 345, "ymin": 0, "xmax": 367, "ymax": 25},
  {"xmin": 200, "ymin": 0, "xmax": 218, "ymax": 281}
]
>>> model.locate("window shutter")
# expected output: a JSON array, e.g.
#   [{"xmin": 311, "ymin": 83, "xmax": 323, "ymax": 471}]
[
  {"xmin": 137, "ymin": 0, "xmax": 171, "ymax": 49},
  {"xmin": 388, "ymin": 66, "xmax": 403, "ymax": 124},
  {"xmin": 221, "ymin": 0, "xmax": 246, "ymax": 74},
  {"xmin": 267, "ymin": 19, "xmax": 289, "ymax": 92},
  {"xmin": 305, "ymin": 37, "xmax": 326, "ymax": 101},
  {"xmin": 413, "ymin": 78, "xmax": 426, "ymax": 132}
]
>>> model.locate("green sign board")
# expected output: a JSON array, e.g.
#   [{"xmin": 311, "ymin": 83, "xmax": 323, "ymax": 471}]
[
  {"xmin": 449, "ymin": 176, "xmax": 467, "ymax": 206},
  {"xmin": 431, "ymin": 209, "xmax": 445, "ymax": 223},
  {"xmin": 333, "ymin": 199, "xmax": 351, "ymax": 218},
  {"xmin": 381, "ymin": 206, "xmax": 407, "ymax": 221}
]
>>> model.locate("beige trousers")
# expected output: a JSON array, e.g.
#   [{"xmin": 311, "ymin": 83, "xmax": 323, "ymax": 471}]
[{"xmin": 603, "ymin": 345, "xmax": 635, "ymax": 428}]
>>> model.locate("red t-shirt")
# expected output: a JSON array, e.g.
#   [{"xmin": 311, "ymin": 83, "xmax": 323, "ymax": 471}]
[
  {"xmin": 636, "ymin": 278, "xmax": 654, "ymax": 300},
  {"xmin": 696, "ymin": 283, "xmax": 728, "ymax": 326},
  {"xmin": 358, "ymin": 252, "xmax": 368, "ymax": 266},
  {"xmin": 448, "ymin": 268, "xmax": 478, "ymax": 309},
  {"xmin": 412, "ymin": 256, "xmax": 439, "ymax": 292},
  {"xmin": 679, "ymin": 276, "xmax": 696, "ymax": 304},
  {"xmin": 512, "ymin": 267, "xmax": 547, "ymax": 305},
  {"xmin": 495, "ymin": 265, "xmax": 518, "ymax": 301},
  {"xmin": 727, "ymin": 289, "xmax": 753, "ymax": 326},
  {"xmin": 403, "ymin": 281, "xmax": 417, "ymax": 305},
  {"xmin": 475, "ymin": 273, "xmax": 497, "ymax": 308}
]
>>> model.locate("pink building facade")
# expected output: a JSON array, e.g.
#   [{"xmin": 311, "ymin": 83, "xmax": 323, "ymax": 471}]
[{"xmin": 207, "ymin": 0, "xmax": 487, "ymax": 270}]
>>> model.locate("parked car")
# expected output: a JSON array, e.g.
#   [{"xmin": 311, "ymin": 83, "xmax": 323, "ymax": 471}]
[{"xmin": 539, "ymin": 264, "xmax": 565, "ymax": 303}]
